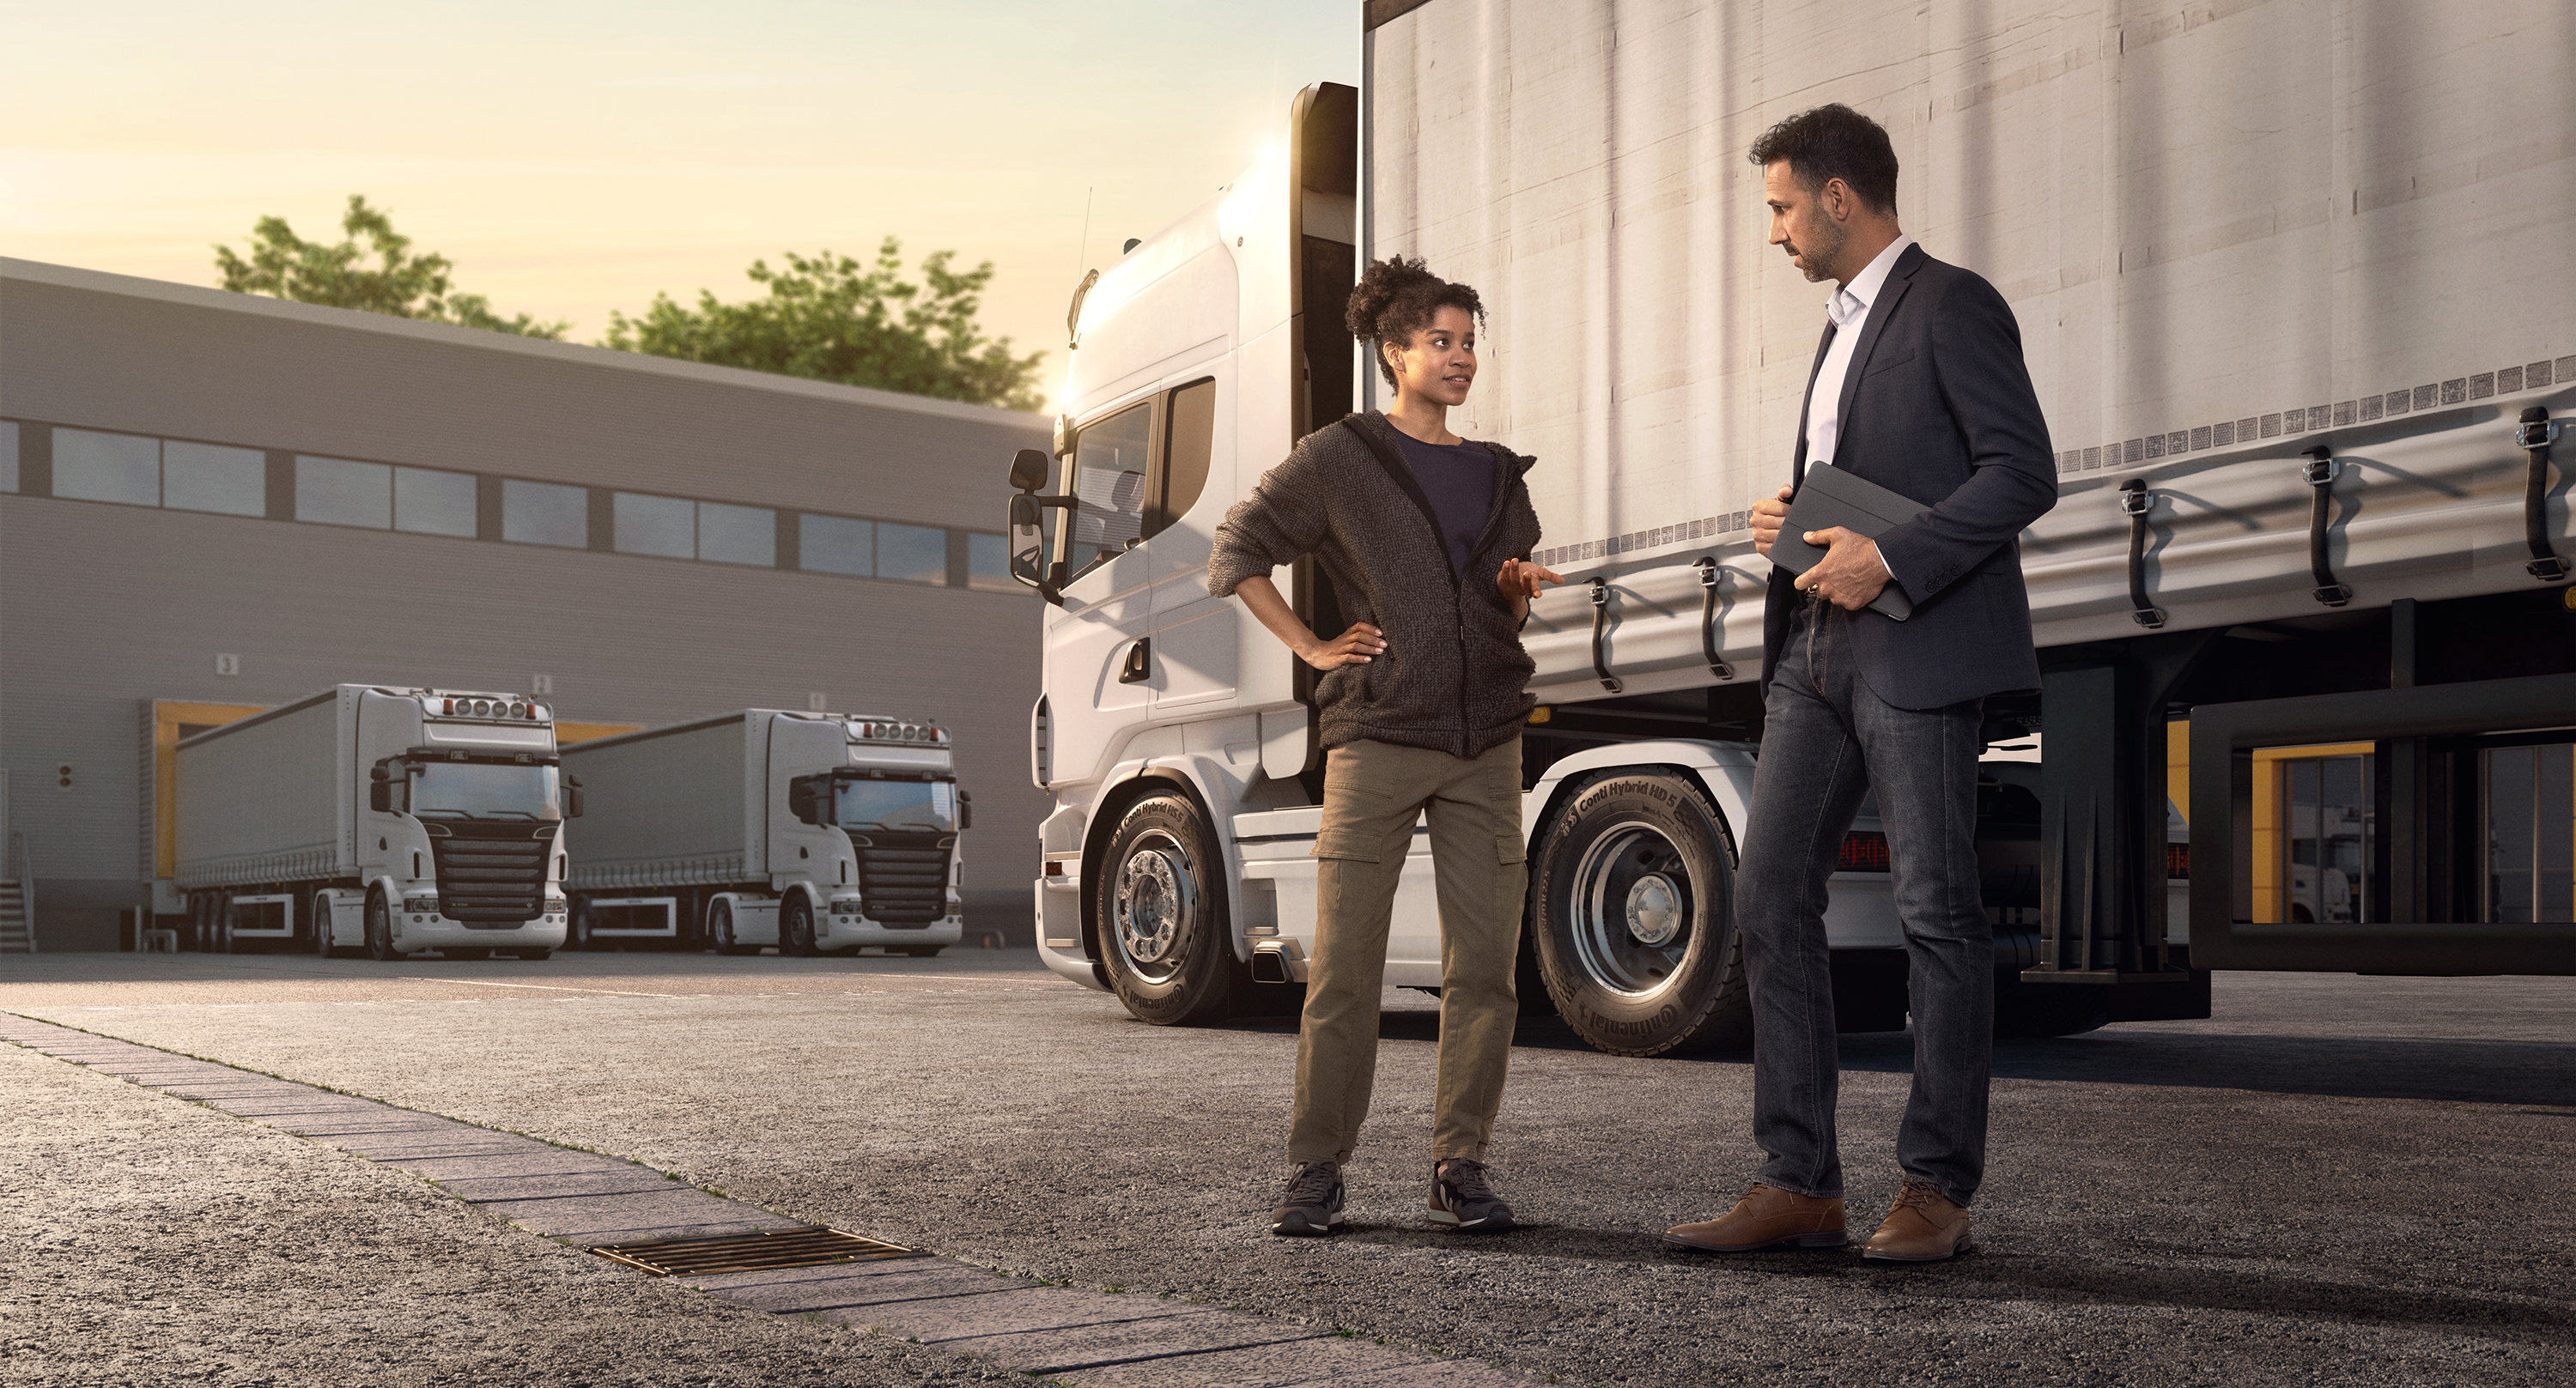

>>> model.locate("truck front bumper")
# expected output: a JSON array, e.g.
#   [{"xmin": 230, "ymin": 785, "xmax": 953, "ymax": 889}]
[
  {"xmin": 392, "ymin": 914, "xmax": 568, "ymax": 952},
  {"xmin": 817, "ymin": 913, "xmax": 963, "ymax": 949}
]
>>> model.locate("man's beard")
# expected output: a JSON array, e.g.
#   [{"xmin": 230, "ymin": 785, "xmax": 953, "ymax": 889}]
[{"xmin": 1786, "ymin": 218, "xmax": 1847, "ymax": 283}]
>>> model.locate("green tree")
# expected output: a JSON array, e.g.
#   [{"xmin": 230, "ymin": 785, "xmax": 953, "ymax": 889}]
[
  {"xmin": 603, "ymin": 239, "xmax": 1047, "ymax": 412},
  {"xmin": 214, "ymin": 195, "xmax": 568, "ymax": 339}
]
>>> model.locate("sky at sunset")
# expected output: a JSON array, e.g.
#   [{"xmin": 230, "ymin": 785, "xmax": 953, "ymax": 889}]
[{"xmin": 2, "ymin": 1, "xmax": 1358, "ymax": 412}]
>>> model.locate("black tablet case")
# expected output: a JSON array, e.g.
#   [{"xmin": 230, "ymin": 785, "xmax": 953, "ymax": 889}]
[{"xmin": 1774, "ymin": 464, "xmax": 1927, "ymax": 621}]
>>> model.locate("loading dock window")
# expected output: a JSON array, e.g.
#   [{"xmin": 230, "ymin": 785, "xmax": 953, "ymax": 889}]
[
  {"xmin": 799, "ymin": 513, "xmax": 874, "ymax": 576},
  {"xmin": 503, "ymin": 478, "xmax": 588, "ymax": 548},
  {"xmin": 296, "ymin": 456, "xmax": 393, "ymax": 528},
  {"xmin": 53, "ymin": 428, "xmax": 161, "ymax": 506},
  {"xmin": 394, "ymin": 466, "xmax": 478, "ymax": 537},
  {"xmin": 615, "ymin": 491, "xmax": 696, "ymax": 559},
  {"xmin": 696, "ymin": 501, "xmax": 775, "ymax": 567},
  {"xmin": 875, "ymin": 521, "xmax": 949, "ymax": 585},
  {"xmin": 4, "ymin": 416, "xmax": 1020, "ymax": 597},
  {"xmin": 162, "ymin": 442, "xmax": 266, "ymax": 517},
  {"xmin": 2485, "ymin": 743, "xmax": 2575, "ymax": 924}
]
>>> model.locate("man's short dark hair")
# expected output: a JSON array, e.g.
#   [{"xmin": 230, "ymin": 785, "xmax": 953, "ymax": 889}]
[{"xmin": 1749, "ymin": 103, "xmax": 1899, "ymax": 214}]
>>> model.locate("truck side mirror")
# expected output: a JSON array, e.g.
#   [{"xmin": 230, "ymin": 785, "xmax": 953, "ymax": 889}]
[
  {"xmin": 1008, "ymin": 447, "xmax": 1051, "ymax": 493},
  {"xmin": 369, "ymin": 763, "xmax": 393, "ymax": 814},
  {"xmin": 958, "ymin": 790, "xmax": 973, "ymax": 832},
  {"xmin": 563, "ymin": 773, "xmax": 584, "ymax": 819}
]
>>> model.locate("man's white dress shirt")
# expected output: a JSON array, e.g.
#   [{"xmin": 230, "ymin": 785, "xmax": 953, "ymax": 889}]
[{"xmin": 1801, "ymin": 233, "xmax": 1915, "ymax": 579}]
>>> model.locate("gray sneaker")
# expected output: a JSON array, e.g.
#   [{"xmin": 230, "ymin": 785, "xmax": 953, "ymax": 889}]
[
  {"xmin": 1271, "ymin": 1161, "xmax": 1344, "ymax": 1237},
  {"xmin": 1427, "ymin": 1158, "xmax": 1515, "ymax": 1233}
]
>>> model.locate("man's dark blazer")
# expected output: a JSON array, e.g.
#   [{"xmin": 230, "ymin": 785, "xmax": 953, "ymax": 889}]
[{"xmin": 1760, "ymin": 242, "xmax": 2059, "ymax": 710}]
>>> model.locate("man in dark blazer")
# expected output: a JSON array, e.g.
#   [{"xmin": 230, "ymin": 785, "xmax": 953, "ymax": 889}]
[{"xmin": 1665, "ymin": 104, "xmax": 2058, "ymax": 1263}]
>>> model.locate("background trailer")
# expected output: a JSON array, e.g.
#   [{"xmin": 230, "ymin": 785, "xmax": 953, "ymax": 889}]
[{"xmin": 0, "ymin": 258, "xmax": 1049, "ymax": 950}]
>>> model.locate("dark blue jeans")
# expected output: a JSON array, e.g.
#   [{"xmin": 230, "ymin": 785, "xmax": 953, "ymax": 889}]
[{"xmin": 1738, "ymin": 598, "xmax": 1993, "ymax": 1208}]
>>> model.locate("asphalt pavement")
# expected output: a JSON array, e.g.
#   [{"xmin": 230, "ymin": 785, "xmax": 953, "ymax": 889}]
[{"xmin": 5, "ymin": 947, "xmax": 2573, "ymax": 1387}]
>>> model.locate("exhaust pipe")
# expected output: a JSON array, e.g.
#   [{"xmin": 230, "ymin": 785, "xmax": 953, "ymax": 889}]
[{"xmin": 1250, "ymin": 937, "xmax": 1307, "ymax": 984}]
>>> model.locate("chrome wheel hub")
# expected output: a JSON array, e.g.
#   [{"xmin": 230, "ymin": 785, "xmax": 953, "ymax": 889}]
[
  {"xmin": 1569, "ymin": 821, "xmax": 1697, "ymax": 998},
  {"xmin": 1114, "ymin": 834, "xmax": 1196, "ymax": 985}
]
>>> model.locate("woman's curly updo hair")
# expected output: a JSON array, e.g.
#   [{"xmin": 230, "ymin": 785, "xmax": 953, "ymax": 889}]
[{"xmin": 1346, "ymin": 255, "xmax": 1485, "ymax": 390}]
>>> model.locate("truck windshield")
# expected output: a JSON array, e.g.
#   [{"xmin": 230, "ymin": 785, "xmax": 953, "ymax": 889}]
[
  {"xmin": 412, "ymin": 763, "xmax": 560, "ymax": 821},
  {"xmin": 833, "ymin": 779, "xmax": 954, "ymax": 832}
]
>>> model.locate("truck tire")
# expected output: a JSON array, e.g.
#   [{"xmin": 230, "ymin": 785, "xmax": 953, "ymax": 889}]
[
  {"xmin": 901, "ymin": 945, "xmax": 944, "ymax": 958},
  {"xmin": 1096, "ymin": 791, "xmax": 1235, "ymax": 1027},
  {"xmin": 781, "ymin": 894, "xmax": 820, "ymax": 958},
  {"xmin": 709, "ymin": 900, "xmax": 756, "ymax": 956},
  {"xmin": 567, "ymin": 900, "xmax": 593, "ymax": 951},
  {"xmin": 313, "ymin": 893, "xmax": 339, "ymax": 958},
  {"xmin": 214, "ymin": 894, "xmax": 235, "ymax": 954},
  {"xmin": 1529, "ymin": 771, "xmax": 1753, "ymax": 1057},
  {"xmin": 513, "ymin": 948, "xmax": 553, "ymax": 961},
  {"xmin": 365, "ymin": 888, "xmax": 403, "ymax": 961}
]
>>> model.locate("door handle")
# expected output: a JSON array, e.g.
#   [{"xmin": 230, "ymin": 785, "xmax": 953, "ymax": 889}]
[{"xmin": 1119, "ymin": 638, "xmax": 1152, "ymax": 684}]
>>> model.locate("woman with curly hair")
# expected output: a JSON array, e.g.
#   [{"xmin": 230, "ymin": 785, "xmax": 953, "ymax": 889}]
[{"xmin": 1207, "ymin": 255, "xmax": 1561, "ymax": 1239}]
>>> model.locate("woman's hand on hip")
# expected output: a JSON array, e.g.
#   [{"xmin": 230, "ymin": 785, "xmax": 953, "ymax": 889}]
[{"xmin": 1297, "ymin": 622, "xmax": 1388, "ymax": 671}]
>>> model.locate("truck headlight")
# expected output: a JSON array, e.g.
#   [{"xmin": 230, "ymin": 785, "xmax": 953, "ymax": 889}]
[
  {"xmin": 829, "ymin": 895, "xmax": 863, "ymax": 915},
  {"xmin": 404, "ymin": 894, "xmax": 440, "ymax": 914},
  {"xmin": 544, "ymin": 896, "xmax": 567, "ymax": 914}
]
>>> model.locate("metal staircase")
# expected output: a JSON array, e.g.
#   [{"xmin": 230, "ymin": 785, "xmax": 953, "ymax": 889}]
[{"xmin": 1, "ymin": 831, "xmax": 34, "ymax": 953}]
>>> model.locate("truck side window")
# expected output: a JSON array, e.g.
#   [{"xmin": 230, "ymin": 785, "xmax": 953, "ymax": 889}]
[
  {"xmin": 1153, "ymin": 379, "xmax": 1216, "ymax": 536},
  {"xmin": 1065, "ymin": 399, "xmax": 1156, "ymax": 578}
]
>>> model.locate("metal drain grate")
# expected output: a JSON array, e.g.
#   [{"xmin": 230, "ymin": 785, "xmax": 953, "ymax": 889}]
[{"xmin": 590, "ymin": 1227, "xmax": 916, "ymax": 1276}]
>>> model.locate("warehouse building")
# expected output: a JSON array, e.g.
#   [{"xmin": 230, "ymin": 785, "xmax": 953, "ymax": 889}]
[{"xmin": 0, "ymin": 257, "xmax": 1049, "ymax": 950}]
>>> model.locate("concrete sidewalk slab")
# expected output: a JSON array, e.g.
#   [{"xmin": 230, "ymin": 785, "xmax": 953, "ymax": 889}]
[{"xmin": 432, "ymin": 1170, "xmax": 691, "ymax": 1202}]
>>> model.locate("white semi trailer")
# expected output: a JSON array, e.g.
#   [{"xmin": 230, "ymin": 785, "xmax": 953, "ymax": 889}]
[
  {"xmin": 175, "ymin": 686, "xmax": 573, "ymax": 960},
  {"xmin": 560, "ymin": 711, "xmax": 969, "ymax": 957},
  {"xmin": 1006, "ymin": 1, "xmax": 2576, "ymax": 1053}
]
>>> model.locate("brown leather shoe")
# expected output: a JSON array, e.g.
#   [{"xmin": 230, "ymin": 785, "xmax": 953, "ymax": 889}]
[
  {"xmin": 1663, "ymin": 1183, "xmax": 1848, "ymax": 1252},
  {"xmin": 1862, "ymin": 1179, "xmax": 1974, "ymax": 1262}
]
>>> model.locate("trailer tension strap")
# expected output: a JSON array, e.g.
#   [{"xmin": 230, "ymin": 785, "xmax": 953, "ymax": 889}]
[
  {"xmin": 1693, "ymin": 557, "xmax": 1734, "ymax": 680},
  {"xmin": 1588, "ymin": 577, "xmax": 1624, "ymax": 694},
  {"xmin": 2519, "ymin": 407, "xmax": 2568, "ymax": 583},
  {"xmin": 2120, "ymin": 480, "xmax": 2165, "ymax": 628},
  {"xmin": 2303, "ymin": 446, "xmax": 2351, "ymax": 608}
]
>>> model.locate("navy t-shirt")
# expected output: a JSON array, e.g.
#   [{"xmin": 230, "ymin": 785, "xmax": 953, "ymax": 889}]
[{"xmin": 1392, "ymin": 431, "xmax": 1497, "ymax": 580}]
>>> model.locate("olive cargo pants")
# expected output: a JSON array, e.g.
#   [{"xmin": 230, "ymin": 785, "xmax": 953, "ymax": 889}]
[{"xmin": 1288, "ymin": 736, "xmax": 1527, "ymax": 1166}]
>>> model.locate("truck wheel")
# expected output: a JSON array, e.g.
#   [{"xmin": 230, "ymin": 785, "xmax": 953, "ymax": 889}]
[
  {"xmin": 709, "ymin": 900, "xmax": 755, "ymax": 956},
  {"xmin": 365, "ymin": 888, "xmax": 402, "ymax": 961},
  {"xmin": 445, "ymin": 947, "xmax": 493, "ymax": 961},
  {"xmin": 1096, "ymin": 792, "xmax": 1235, "ymax": 1027},
  {"xmin": 214, "ymin": 894, "xmax": 235, "ymax": 954},
  {"xmin": 567, "ymin": 901, "xmax": 592, "ymax": 951},
  {"xmin": 513, "ymin": 949, "xmax": 553, "ymax": 961},
  {"xmin": 313, "ymin": 894, "xmax": 339, "ymax": 958},
  {"xmin": 781, "ymin": 894, "xmax": 820, "ymax": 958},
  {"xmin": 902, "ymin": 945, "xmax": 944, "ymax": 958},
  {"xmin": 1530, "ymin": 771, "xmax": 1753, "ymax": 1057}
]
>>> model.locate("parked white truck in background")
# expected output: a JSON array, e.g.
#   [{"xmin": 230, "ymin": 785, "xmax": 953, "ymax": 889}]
[
  {"xmin": 1007, "ymin": 1, "xmax": 2576, "ymax": 1053},
  {"xmin": 175, "ymin": 686, "xmax": 573, "ymax": 961},
  {"xmin": 560, "ymin": 711, "xmax": 969, "ymax": 957}
]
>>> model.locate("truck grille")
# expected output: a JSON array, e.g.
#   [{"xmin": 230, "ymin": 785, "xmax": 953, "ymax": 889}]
[
  {"xmin": 857, "ymin": 840, "xmax": 951, "ymax": 927},
  {"xmin": 430, "ymin": 824, "xmax": 553, "ymax": 926}
]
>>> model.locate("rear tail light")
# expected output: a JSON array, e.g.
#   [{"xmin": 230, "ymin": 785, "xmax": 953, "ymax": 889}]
[
  {"xmin": 1837, "ymin": 831, "xmax": 1891, "ymax": 873},
  {"xmin": 2166, "ymin": 842, "xmax": 2190, "ymax": 879}
]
